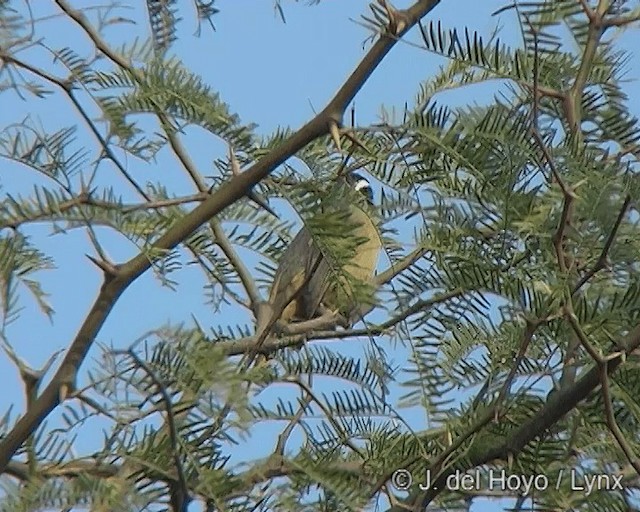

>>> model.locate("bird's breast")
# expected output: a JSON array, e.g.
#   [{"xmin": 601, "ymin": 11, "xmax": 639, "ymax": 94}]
[
  {"xmin": 344, "ymin": 208, "xmax": 381, "ymax": 280},
  {"xmin": 319, "ymin": 206, "xmax": 381, "ymax": 317}
]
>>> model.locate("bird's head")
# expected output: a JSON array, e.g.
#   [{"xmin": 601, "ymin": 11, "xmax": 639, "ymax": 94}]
[{"xmin": 345, "ymin": 171, "xmax": 374, "ymax": 206}]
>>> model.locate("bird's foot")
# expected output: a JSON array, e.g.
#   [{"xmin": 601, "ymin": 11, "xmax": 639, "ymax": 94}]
[{"xmin": 316, "ymin": 305, "xmax": 349, "ymax": 329}]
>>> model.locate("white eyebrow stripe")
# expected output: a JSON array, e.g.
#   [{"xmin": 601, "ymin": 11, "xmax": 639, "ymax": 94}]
[{"xmin": 354, "ymin": 179, "xmax": 370, "ymax": 191}]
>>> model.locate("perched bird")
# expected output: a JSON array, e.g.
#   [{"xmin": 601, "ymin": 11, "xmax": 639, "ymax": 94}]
[{"xmin": 268, "ymin": 171, "xmax": 381, "ymax": 329}]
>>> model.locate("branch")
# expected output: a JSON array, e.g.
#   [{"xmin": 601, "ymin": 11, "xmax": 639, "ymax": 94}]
[
  {"xmin": 603, "ymin": 13, "xmax": 640, "ymax": 28},
  {"xmin": 600, "ymin": 363, "xmax": 640, "ymax": 476},
  {"xmin": 525, "ymin": 20, "xmax": 576, "ymax": 275},
  {"xmin": 572, "ymin": 194, "xmax": 631, "ymax": 294},
  {"xmin": 374, "ymin": 246, "xmax": 429, "ymax": 286},
  {"xmin": 155, "ymin": 111, "xmax": 264, "ymax": 314},
  {"xmin": 5, "ymin": 459, "xmax": 120, "ymax": 481},
  {"xmin": 0, "ymin": 189, "xmax": 210, "ymax": 231},
  {"xmin": 0, "ymin": 51, "xmax": 148, "ymax": 199},
  {"xmin": 274, "ymin": 392, "xmax": 313, "ymax": 456},
  {"xmin": 114, "ymin": 349, "xmax": 191, "ymax": 511},
  {"xmin": 217, "ymin": 288, "xmax": 464, "ymax": 357},
  {"xmin": 0, "ymin": 0, "xmax": 442, "ymax": 471},
  {"xmin": 277, "ymin": 309, "xmax": 345, "ymax": 335},
  {"xmin": 567, "ymin": 0, "xmax": 606, "ymax": 134},
  {"xmin": 393, "ymin": 323, "xmax": 640, "ymax": 511},
  {"xmin": 0, "ymin": 191, "xmax": 89, "ymax": 230}
]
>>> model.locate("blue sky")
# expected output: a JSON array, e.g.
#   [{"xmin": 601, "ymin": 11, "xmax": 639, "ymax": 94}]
[{"xmin": 1, "ymin": 1, "xmax": 639, "ymax": 511}]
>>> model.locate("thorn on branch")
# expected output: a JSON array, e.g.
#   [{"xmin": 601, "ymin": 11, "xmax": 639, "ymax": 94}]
[
  {"xmin": 2, "ymin": 345, "xmax": 63, "ymax": 408},
  {"xmin": 86, "ymin": 254, "xmax": 119, "ymax": 277},
  {"xmin": 378, "ymin": 0, "xmax": 407, "ymax": 35},
  {"xmin": 329, "ymin": 120, "xmax": 342, "ymax": 152},
  {"xmin": 227, "ymin": 144, "xmax": 279, "ymax": 218},
  {"xmin": 59, "ymin": 382, "xmax": 73, "ymax": 402}
]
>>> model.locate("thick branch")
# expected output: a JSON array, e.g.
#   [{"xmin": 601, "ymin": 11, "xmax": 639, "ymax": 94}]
[{"xmin": 392, "ymin": 323, "xmax": 640, "ymax": 511}]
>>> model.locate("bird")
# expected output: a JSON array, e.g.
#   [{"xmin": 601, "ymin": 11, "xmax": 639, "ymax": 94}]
[{"xmin": 267, "ymin": 171, "xmax": 381, "ymax": 330}]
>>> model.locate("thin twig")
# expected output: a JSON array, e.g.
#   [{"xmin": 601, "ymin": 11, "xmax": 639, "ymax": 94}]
[
  {"xmin": 218, "ymin": 288, "xmax": 464, "ymax": 357},
  {"xmin": 114, "ymin": 348, "xmax": 191, "ymax": 511},
  {"xmin": 565, "ymin": 308, "xmax": 603, "ymax": 363},
  {"xmin": 275, "ymin": 393, "xmax": 313, "ymax": 456},
  {"xmin": 373, "ymin": 246, "xmax": 429, "ymax": 286},
  {"xmin": 287, "ymin": 377, "xmax": 365, "ymax": 459},
  {"xmin": 572, "ymin": 194, "xmax": 631, "ymax": 294},
  {"xmin": 165, "ymin": 126, "xmax": 264, "ymax": 312},
  {"xmin": 599, "ymin": 364, "xmax": 640, "ymax": 476},
  {"xmin": 1, "ymin": 52, "xmax": 149, "ymax": 199},
  {"xmin": 526, "ymin": 17, "xmax": 575, "ymax": 273}
]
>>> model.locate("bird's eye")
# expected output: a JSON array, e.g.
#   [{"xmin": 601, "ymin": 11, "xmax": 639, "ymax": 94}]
[{"xmin": 354, "ymin": 184, "xmax": 373, "ymax": 205}]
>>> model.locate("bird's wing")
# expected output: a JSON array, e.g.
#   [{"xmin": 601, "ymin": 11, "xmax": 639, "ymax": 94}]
[
  {"xmin": 269, "ymin": 226, "xmax": 320, "ymax": 322},
  {"xmin": 306, "ymin": 207, "xmax": 381, "ymax": 322},
  {"xmin": 301, "ymin": 254, "xmax": 331, "ymax": 319}
]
